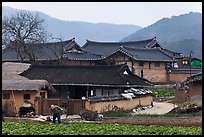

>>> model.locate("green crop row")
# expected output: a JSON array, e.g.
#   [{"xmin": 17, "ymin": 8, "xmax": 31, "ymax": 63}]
[
  {"xmin": 153, "ymin": 89, "xmax": 175, "ymax": 97},
  {"xmin": 2, "ymin": 121, "xmax": 202, "ymax": 135}
]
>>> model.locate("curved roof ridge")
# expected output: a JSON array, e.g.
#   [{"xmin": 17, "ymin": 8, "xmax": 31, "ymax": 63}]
[
  {"xmin": 90, "ymin": 38, "xmax": 154, "ymax": 44},
  {"xmin": 33, "ymin": 38, "xmax": 75, "ymax": 45},
  {"xmin": 158, "ymin": 48, "xmax": 176, "ymax": 60},
  {"xmin": 82, "ymin": 37, "xmax": 155, "ymax": 49},
  {"xmin": 122, "ymin": 46, "xmax": 160, "ymax": 51},
  {"xmin": 82, "ymin": 50, "xmax": 102, "ymax": 57},
  {"xmin": 86, "ymin": 37, "xmax": 155, "ymax": 44},
  {"xmin": 22, "ymin": 64, "xmax": 126, "ymax": 69}
]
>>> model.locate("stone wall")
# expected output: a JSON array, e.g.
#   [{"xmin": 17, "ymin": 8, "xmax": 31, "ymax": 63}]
[
  {"xmin": 84, "ymin": 96, "xmax": 153, "ymax": 113},
  {"xmin": 169, "ymin": 73, "xmax": 191, "ymax": 83}
]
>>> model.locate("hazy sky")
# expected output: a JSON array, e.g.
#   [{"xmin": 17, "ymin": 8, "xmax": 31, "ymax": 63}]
[{"xmin": 2, "ymin": 2, "xmax": 202, "ymax": 27}]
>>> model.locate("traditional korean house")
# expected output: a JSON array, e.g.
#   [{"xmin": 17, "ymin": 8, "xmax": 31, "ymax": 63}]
[
  {"xmin": 81, "ymin": 37, "xmax": 202, "ymax": 84},
  {"xmin": 3, "ymin": 37, "xmax": 201, "ymax": 84},
  {"xmin": 2, "ymin": 62, "xmax": 56, "ymax": 116},
  {"xmin": 81, "ymin": 38, "xmax": 176, "ymax": 83},
  {"xmin": 2, "ymin": 80, "xmax": 55, "ymax": 116},
  {"xmin": 20, "ymin": 64, "xmax": 154, "ymax": 114},
  {"xmin": 2, "ymin": 38, "xmax": 77, "ymax": 64}
]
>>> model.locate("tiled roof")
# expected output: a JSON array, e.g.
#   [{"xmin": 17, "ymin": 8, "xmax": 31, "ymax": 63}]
[
  {"xmin": 63, "ymin": 51, "xmax": 102, "ymax": 60},
  {"xmin": 82, "ymin": 38, "xmax": 176, "ymax": 62},
  {"xmin": 87, "ymin": 93, "xmax": 152, "ymax": 103},
  {"xmin": 174, "ymin": 72, "xmax": 202, "ymax": 90},
  {"xmin": 169, "ymin": 68, "xmax": 202, "ymax": 74},
  {"xmin": 2, "ymin": 38, "xmax": 75, "ymax": 61},
  {"xmin": 106, "ymin": 46, "xmax": 174, "ymax": 62},
  {"xmin": 82, "ymin": 38, "xmax": 156, "ymax": 56},
  {"xmin": 2, "ymin": 37, "xmax": 181, "ymax": 63},
  {"xmin": 160, "ymin": 48, "xmax": 183, "ymax": 59},
  {"xmin": 185, "ymin": 72, "xmax": 202, "ymax": 84},
  {"xmin": 20, "ymin": 64, "xmax": 153, "ymax": 87}
]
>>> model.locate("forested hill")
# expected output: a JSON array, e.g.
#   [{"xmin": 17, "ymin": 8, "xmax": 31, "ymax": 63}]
[{"xmin": 122, "ymin": 12, "xmax": 202, "ymax": 59}]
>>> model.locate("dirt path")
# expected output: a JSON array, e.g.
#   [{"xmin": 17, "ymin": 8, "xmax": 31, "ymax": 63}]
[{"xmin": 132, "ymin": 102, "xmax": 177, "ymax": 115}]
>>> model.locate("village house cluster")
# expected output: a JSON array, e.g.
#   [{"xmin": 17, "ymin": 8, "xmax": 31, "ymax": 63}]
[{"xmin": 2, "ymin": 37, "xmax": 202, "ymax": 116}]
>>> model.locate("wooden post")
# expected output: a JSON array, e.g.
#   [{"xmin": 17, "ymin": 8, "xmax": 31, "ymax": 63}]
[{"xmin": 189, "ymin": 51, "xmax": 192, "ymax": 77}]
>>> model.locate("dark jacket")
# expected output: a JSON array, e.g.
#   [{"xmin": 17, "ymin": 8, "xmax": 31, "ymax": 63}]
[{"xmin": 51, "ymin": 106, "xmax": 63, "ymax": 114}]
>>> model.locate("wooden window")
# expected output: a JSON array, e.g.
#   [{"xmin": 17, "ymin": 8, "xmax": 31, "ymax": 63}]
[
  {"xmin": 3, "ymin": 93, "xmax": 10, "ymax": 100},
  {"xmin": 141, "ymin": 70, "xmax": 144, "ymax": 78},
  {"xmin": 24, "ymin": 94, "xmax": 30, "ymax": 100},
  {"xmin": 102, "ymin": 89, "xmax": 109, "ymax": 96},
  {"xmin": 139, "ymin": 62, "xmax": 144, "ymax": 66},
  {"xmin": 155, "ymin": 62, "xmax": 160, "ymax": 67},
  {"xmin": 108, "ymin": 90, "xmax": 114, "ymax": 95},
  {"xmin": 149, "ymin": 62, "xmax": 151, "ymax": 69}
]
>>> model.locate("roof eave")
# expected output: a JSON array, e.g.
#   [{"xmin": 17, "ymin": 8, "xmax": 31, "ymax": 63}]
[{"xmin": 51, "ymin": 83, "xmax": 153, "ymax": 88}]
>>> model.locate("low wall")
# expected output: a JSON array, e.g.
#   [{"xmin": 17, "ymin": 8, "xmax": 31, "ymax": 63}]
[
  {"xmin": 85, "ymin": 96, "xmax": 153, "ymax": 113},
  {"xmin": 2, "ymin": 91, "xmax": 40, "ymax": 116},
  {"xmin": 169, "ymin": 73, "xmax": 191, "ymax": 83}
]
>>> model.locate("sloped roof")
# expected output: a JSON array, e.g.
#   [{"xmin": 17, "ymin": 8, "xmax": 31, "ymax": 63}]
[
  {"xmin": 160, "ymin": 48, "xmax": 183, "ymax": 59},
  {"xmin": 106, "ymin": 46, "xmax": 174, "ymax": 62},
  {"xmin": 185, "ymin": 72, "xmax": 202, "ymax": 84},
  {"xmin": 63, "ymin": 51, "xmax": 102, "ymax": 60},
  {"xmin": 2, "ymin": 62, "xmax": 31, "ymax": 80},
  {"xmin": 2, "ymin": 38, "xmax": 76, "ymax": 61},
  {"xmin": 2, "ymin": 37, "xmax": 180, "ymax": 62},
  {"xmin": 174, "ymin": 72, "xmax": 202, "ymax": 90},
  {"xmin": 2, "ymin": 80, "xmax": 55, "ymax": 91},
  {"xmin": 81, "ymin": 38, "xmax": 176, "ymax": 62},
  {"xmin": 20, "ymin": 64, "xmax": 153, "ymax": 87},
  {"xmin": 2, "ymin": 62, "xmax": 56, "ymax": 92},
  {"xmin": 82, "ymin": 38, "xmax": 156, "ymax": 56},
  {"xmin": 170, "ymin": 68, "xmax": 202, "ymax": 74}
]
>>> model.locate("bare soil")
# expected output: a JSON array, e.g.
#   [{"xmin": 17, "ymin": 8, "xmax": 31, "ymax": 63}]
[{"xmin": 101, "ymin": 116, "xmax": 202, "ymax": 127}]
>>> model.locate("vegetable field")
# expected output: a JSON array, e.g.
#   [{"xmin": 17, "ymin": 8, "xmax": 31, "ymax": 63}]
[{"xmin": 2, "ymin": 121, "xmax": 202, "ymax": 135}]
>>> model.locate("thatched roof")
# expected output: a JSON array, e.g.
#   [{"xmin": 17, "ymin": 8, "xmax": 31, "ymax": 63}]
[
  {"xmin": 2, "ymin": 72, "xmax": 29, "ymax": 80},
  {"xmin": 2, "ymin": 62, "xmax": 31, "ymax": 74},
  {"xmin": 2, "ymin": 80, "xmax": 56, "ymax": 92},
  {"xmin": 2, "ymin": 62, "xmax": 31, "ymax": 80}
]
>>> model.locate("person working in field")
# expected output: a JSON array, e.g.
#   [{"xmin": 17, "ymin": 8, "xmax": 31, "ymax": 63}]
[{"xmin": 50, "ymin": 104, "xmax": 63, "ymax": 124}]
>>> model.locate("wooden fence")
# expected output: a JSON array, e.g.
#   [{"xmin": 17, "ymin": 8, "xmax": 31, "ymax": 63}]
[
  {"xmin": 40, "ymin": 98, "xmax": 84, "ymax": 115},
  {"xmin": 3, "ymin": 98, "xmax": 85, "ymax": 116}
]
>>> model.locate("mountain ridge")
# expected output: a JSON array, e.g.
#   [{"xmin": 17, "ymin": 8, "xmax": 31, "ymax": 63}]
[
  {"xmin": 3, "ymin": 6, "xmax": 142, "ymax": 45},
  {"xmin": 121, "ymin": 12, "xmax": 202, "ymax": 59}
]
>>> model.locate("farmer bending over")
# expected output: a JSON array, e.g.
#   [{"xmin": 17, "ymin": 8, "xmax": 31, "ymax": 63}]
[{"xmin": 50, "ymin": 104, "xmax": 63, "ymax": 124}]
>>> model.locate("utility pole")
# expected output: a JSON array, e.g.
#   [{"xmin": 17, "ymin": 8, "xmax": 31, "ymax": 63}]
[{"xmin": 189, "ymin": 51, "xmax": 193, "ymax": 76}]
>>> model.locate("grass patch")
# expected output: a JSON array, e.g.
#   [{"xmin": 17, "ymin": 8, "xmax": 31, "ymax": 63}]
[{"xmin": 153, "ymin": 89, "xmax": 175, "ymax": 97}]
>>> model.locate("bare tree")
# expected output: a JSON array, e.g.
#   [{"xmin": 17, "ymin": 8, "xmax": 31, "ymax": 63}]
[{"xmin": 2, "ymin": 11, "xmax": 49, "ymax": 62}]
